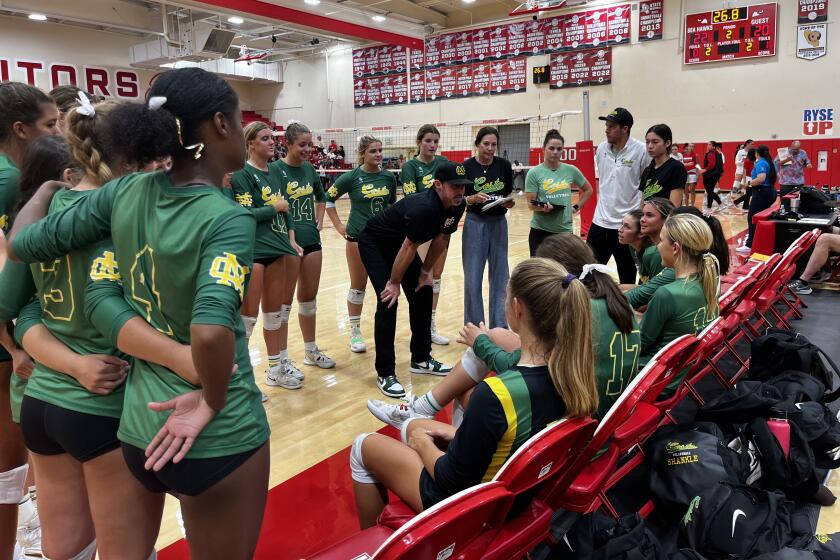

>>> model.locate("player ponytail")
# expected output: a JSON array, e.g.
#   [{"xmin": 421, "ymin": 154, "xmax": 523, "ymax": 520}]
[
  {"xmin": 536, "ymin": 234, "xmax": 635, "ymax": 335},
  {"xmin": 414, "ymin": 124, "xmax": 440, "ymax": 156},
  {"xmin": 65, "ymin": 99, "xmax": 125, "ymax": 185},
  {"xmin": 508, "ymin": 258, "xmax": 597, "ymax": 417},
  {"xmin": 664, "ymin": 213, "xmax": 719, "ymax": 317},
  {"xmin": 756, "ymin": 145, "xmax": 777, "ymax": 185}
]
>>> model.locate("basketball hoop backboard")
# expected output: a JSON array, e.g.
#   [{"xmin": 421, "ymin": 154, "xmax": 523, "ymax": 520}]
[{"xmin": 509, "ymin": 0, "xmax": 566, "ymax": 17}]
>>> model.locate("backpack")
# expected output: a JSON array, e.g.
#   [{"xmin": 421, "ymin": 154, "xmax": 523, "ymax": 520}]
[
  {"xmin": 748, "ymin": 329, "xmax": 840, "ymax": 402},
  {"xmin": 696, "ymin": 381, "xmax": 782, "ymax": 424},
  {"xmin": 742, "ymin": 417, "xmax": 819, "ymax": 501},
  {"xmin": 645, "ymin": 423, "xmax": 750, "ymax": 513},
  {"xmin": 679, "ymin": 482, "xmax": 802, "ymax": 558},
  {"xmin": 551, "ymin": 513, "xmax": 667, "ymax": 560},
  {"xmin": 776, "ymin": 401, "xmax": 840, "ymax": 469},
  {"xmin": 766, "ymin": 371, "xmax": 827, "ymax": 404}
]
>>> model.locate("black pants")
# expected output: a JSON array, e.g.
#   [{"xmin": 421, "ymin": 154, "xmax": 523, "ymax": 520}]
[
  {"xmin": 746, "ymin": 187, "xmax": 777, "ymax": 247},
  {"xmin": 358, "ymin": 235, "xmax": 433, "ymax": 378},
  {"xmin": 703, "ymin": 174, "xmax": 722, "ymax": 208},
  {"xmin": 528, "ymin": 228, "xmax": 556, "ymax": 257},
  {"xmin": 780, "ymin": 184, "xmax": 803, "ymax": 197},
  {"xmin": 586, "ymin": 223, "xmax": 637, "ymax": 284}
]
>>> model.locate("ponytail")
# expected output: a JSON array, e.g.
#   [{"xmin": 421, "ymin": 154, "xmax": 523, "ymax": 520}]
[
  {"xmin": 700, "ymin": 253, "xmax": 721, "ymax": 317},
  {"xmin": 65, "ymin": 100, "xmax": 121, "ymax": 185},
  {"xmin": 664, "ymin": 213, "xmax": 720, "ymax": 317},
  {"xmin": 672, "ymin": 206, "xmax": 730, "ymax": 276}
]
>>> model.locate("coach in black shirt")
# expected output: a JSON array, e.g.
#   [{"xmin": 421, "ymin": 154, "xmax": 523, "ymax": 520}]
[{"xmin": 359, "ymin": 162, "xmax": 469, "ymax": 398}]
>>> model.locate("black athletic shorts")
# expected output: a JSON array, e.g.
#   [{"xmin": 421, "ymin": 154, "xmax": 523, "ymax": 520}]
[
  {"xmin": 302, "ymin": 243, "xmax": 322, "ymax": 256},
  {"xmin": 345, "ymin": 236, "xmax": 359, "ymax": 243},
  {"xmin": 254, "ymin": 255, "xmax": 283, "ymax": 267},
  {"xmin": 121, "ymin": 442, "xmax": 264, "ymax": 496},
  {"xmin": 419, "ymin": 468, "xmax": 449, "ymax": 511},
  {"xmin": 20, "ymin": 396, "xmax": 120, "ymax": 462}
]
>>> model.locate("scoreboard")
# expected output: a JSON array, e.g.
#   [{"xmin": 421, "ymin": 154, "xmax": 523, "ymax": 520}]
[{"xmin": 684, "ymin": 3, "xmax": 778, "ymax": 65}]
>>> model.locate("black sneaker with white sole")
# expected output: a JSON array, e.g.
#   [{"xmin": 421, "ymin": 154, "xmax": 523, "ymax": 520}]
[
  {"xmin": 788, "ymin": 279, "xmax": 812, "ymax": 295},
  {"xmin": 409, "ymin": 358, "xmax": 453, "ymax": 376}
]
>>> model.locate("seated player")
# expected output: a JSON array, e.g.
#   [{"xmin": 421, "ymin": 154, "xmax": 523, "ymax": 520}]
[
  {"xmin": 350, "ymin": 258, "xmax": 598, "ymax": 528},
  {"xmin": 788, "ymin": 228, "xmax": 840, "ymax": 295}
]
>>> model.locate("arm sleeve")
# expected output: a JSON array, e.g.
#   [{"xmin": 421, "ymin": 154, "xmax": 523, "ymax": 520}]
[
  {"xmin": 13, "ymin": 298, "xmax": 42, "ymax": 346},
  {"xmin": 230, "ymin": 172, "xmax": 275, "ymax": 223},
  {"xmin": 0, "ymin": 261, "xmax": 37, "ymax": 322},
  {"xmin": 84, "ymin": 242, "xmax": 135, "ymax": 346},
  {"xmin": 325, "ymin": 172, "xmax": 351, "ymax": 203},
  {"xmin": 12, "ymin": 179, "xmax": 119, "ymax": 263},
  {"xmin": 192, "ymin": 210, "xmax": 256, "ymax": 329},
  {"xmin": 472, "ymin": 334, "xmax": 519, "ymax": 373},
  {"xmin": 640, "ymin": 288, "xmax": 675, "ymax": 355},
  {"xmin": 524, "ymin": 168, "xmax": 539, "ymax": 194},
  {"xmin": 626, "ymin": 268, "xmax": 675, "ymax": 309},
  {"xmin": 432, "ymin": 382, "xmax": 507, "ymax": 494}
]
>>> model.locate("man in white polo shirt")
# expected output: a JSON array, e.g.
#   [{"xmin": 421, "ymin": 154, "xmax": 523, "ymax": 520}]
[{"xmin": 588, "ymin": 107, "xmax": 651, "ymax": 284}]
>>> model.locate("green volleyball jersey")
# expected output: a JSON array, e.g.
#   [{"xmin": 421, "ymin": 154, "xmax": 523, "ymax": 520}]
[
  {"xmin": 524, "ymin": 163, "xmax": 586, "ymax": 234},
  {"xmin": 634, "ymin": 244, "xmax": 664, "ymax": 284},
  {"xmin": 641, "ymin": 275, "xmax": 716, "ymax": 361},
  {"xmin": 326, "ymin": 167, "xmax": 397, "ymax": 237},
  {"xmin": 0, "ymin": 259, "xmax": 37, "ymax": 423},
  {"xmin": 0, "ymin": 153, "xmax": 20, "ymax": 234},
  {"xmin": 12, "ymin": 171, "xmax": 269, "ymax": 458},
  {"xmin": 230, "ymin": 163, "xmax": 296, "ymax": 259},
  {"xmin": 270, "ymin": 159, "xmax": 325, "ymax": 248},
  {"xmin": 591, "ymin": 297, "xmax": 640, "ymax": 418},
  {"xmin": 400, "ymin": 155, "xmax": 449, "ymax": 196},
  {"xmin": 626, "ymin": 267, "xmax": 676, "ymax": 309}
]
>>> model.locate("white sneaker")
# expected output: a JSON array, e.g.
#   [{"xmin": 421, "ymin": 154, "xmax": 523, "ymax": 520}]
[
  {"xmin": 366, "ymin": 398, "xmax": 415, "ymax": 428},
  {"xmin": 304, "ymin": 347, "xmax": 336, "ymax": 369},
  {"xmin": 430, "ymin": 321, "xmax": 450, "ymax": 346},
  {"xmin": 266, "ymin": 364, "xmax": 302, "ymax": 390},
  {"xmin": 261, "ymin": 391, "xmax": 269, "ymax": 403},
  {"xmin": 349, "ymin": 326, "xmax": 367, "ymax": 353},
  {"xmin": 283, "ymin": 359, "xmax": 304, "ymax": 381},
  {"xmin": 16, "ymin": 497, "xmax": 41, "ymax": 560},
  {"xmin": 735, "ymin": 245, "xmax": 752, "ymax": 255}
]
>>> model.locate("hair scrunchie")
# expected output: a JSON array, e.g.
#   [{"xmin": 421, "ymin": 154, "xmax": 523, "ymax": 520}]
[{"xmin": 562, "ymin": 273, "xmax": 576, "ymax": 288}]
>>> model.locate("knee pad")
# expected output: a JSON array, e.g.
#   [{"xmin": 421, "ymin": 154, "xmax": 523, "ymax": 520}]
[
  {"xmin": 298, "ymin": 300, "xmax": 317, "ymax": 317},
  {"xmin": 43, "ymin": 539, "xmax": 97, "ymax": 560},
  {"xmin": 241, "ymin": 315, "xmax": 257, "ymax": 339},
  {"xmin": 0, "ymin": 464, "xmax": 28, "ymax": 505},
  {"xmin": 461, "ymin": 347, "xmax": 490, "ymax": 383},
  {"xmin": 350, "ymin": 434, "xmax": 377, "ymax": 484},
  {"xmin": 263, "ymin": 309, "xmax": 284, "ymax": 331},
  {"xmin": 432, "ymin": 279, "xmax": 442, "ymax": 294},
  {"xmin": 347, "ymin": 289, "xmax": 365, "ymax": 306}
]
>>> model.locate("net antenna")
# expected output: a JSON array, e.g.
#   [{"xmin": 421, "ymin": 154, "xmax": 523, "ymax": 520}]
[{"xmin": 509, "ymin": 0, "xmax": 567, "ymax": 17}]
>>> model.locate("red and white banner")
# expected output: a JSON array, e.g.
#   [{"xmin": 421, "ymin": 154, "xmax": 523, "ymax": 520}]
[
  {"xmin": 353, "ymin": 48, "xmax": 367, "ymax": 77},
  {"xmin": 544, "ymin": 16, "xmax": 566, "ymax": 52},
  {"xmin": 378, "ymin": 45, "xmax": 406, "ymax": 74},
  {"xmin": 472, "ymin": 62, "xmax": 491, "ymax": 95},
  {"xmin": 410, "ymin": 48, "xmax": 425, "ymax": 71},
  {"xmin": 439, "ymin": 33, "xmax": 459, "ymax": 66},
  {"xmin": 425, "ymin": 36, "xmax": 442, "ymax": 67},
  {"xmin": 455, "ymin": 64, "xmax": 473, "ymax": 97},
  {"xmin": 507, "ymin": 22, "xmax": 528, "ymax": 57},
  {"xmin": 525, "ymin": 20, "xmax": 547, "ymax": 55},
  {"xmin": 410, "ymin": 71, "xmax": 425, "ymax": 102},
  {"xmin": 455, "ymin": 31, "xmax": 474, "ymax": 63},
  {"xmin": 425, "ymin": 68, "xmax": 443, "ymax": 101},
  {"xmin": 472, "ymin": 28, "xmax": 493, "ymax": 61},
  {"xmin": 583, "ymin": 8, "xmax": 609, "ymax": 47},
  {"xmin": 564, "ymin": 12, "xmax": 586, "ymax": 50},
  {"xmin": 439, "ymin": 67, "xmax": 458, "ymax": 98},
  {"xmin": 607, "ymin": 4, "xmax": 631, "ymax": 44},
  {"xmin": 799, "ymin": 0, "xmax": 828, "ymax": 23},
  {"xmin": 490, "ymin": 57, "xmax": 526, "ymax": 95},
  {"xmin": 550, "ymin": 47, "xmax": 611, "ymax": 89},
  {"xmin": 489, "ymin": 26, "xmax": 509, "ymax": 59},
  {"xmin": 639, "ymin": 0, "xmax": 664, "ymax": 41},
  {"xmin": 0, "ymin": 58, "xmax": 142, "ymax": 98}
]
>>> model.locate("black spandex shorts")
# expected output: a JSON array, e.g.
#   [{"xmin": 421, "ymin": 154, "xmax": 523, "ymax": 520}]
[
  {"xmin": 254, "ymin": 255, "xmax": 284, "ymax": 267},
  {"xmin": 419, "ymin": 468, "xmax": 449, "ymax": 511},
  {"xmin": 302, "ymin": 243, "xmax": 322, "ymax": 256},
  {"xmin": 121, "ymin": 442, "xmax": 263, "ymax": 496},
  {"xmin": 345, "ymin": 236, "xmax": 359, "ymax": 243},
  {"xmin": 20, "ymin": 396, "xmax": 120, "ymax": 462}
]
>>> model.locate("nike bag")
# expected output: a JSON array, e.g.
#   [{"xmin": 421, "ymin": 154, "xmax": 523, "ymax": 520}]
[
  {"xmin": 646, "ymin": 423, "xmax": 750, "ymax": 513},
  {"xmin": 551, "ymin": 512, "xmax": 666, "ymax": 560},
  {"xmin": 742, "ymin": 417, "xmax": 819, "ymax": 501},
  {"xmin": 776, "ymin": 401, "xmax": 840, "ymax": 469},
  {"xmin": 696, "ymin": 381, "xmax": 782, "ymax": 424}
]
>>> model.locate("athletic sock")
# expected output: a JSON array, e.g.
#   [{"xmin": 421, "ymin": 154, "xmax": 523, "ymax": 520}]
[
  {"xmin": 268, "ymin": 354, "xmax": 282, "ymax": 369},
  {"xmin": 304, "ymin": 341, "xmax": 317, "ymax": 353},
  {"xmin": 413, "ymin": 392, "xmax": 442, "ymax": 416},
  {"xmin": 349, "ymin": 315, "xmax": 361, "ymax": 330},
  {"xmin": 278, "ymin": 349, "xmax": 289, "ymax": 361}
]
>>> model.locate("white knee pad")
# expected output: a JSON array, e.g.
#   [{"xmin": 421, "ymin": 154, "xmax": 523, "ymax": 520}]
[
  {"xmin": 347, "ymin": 289, "xmax": 365, "ymax": 305},
  {"xmin": 263, "ymin": 309, "xmax": 284, "ymax": 331},
  {"xmin": 461, "ymin": 347, "xmax": 491, "ymax": 383},
  {"xmin": 0, "ymin": 464, "xmax": 28, "ymax": 505},
  {"xmin": 43, "ymin": 539, "xmax": 97, "ymax": 560},
  {"xmin": 432, "ymin": 279, "xmax": 442, "ymax": 294},
  {"xmin": 350, "ymin": 433, "xmax": 377, "ymax": 484},
  {"xmin": 298, "ymin": 300, "xmax": 317, "ymax": 317},
  {"xmin": 241, "ymin": 315, "xmax": 257, "ymax": 339}
]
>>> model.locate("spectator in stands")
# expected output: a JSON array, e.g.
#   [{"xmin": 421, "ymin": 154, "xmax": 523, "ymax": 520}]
[
  {"xmin": 788, "ymin": 228, "xmax": 840, "ymax": 294},
  {"xmin": 640, "ymin": 214, "xmax": 718, "ymax": 393},
  {"xmin": 590, "ymin": 107, "xmax": 651, "ymax": 284},
  {"xmin": 329, "ymin": 139, "xmax": 338, "ymax": 153},
  {"xmin": 737, "ymin": 145, "xmax": 778, "ymax": 254},
  {"xmin": 775, "ymin": 140, "xmax": 813, "ymax": 196},
  {"xmin": 639, "ymin": 124, "xmax": 687, "ymax": 207},
  {"xmin": 316, "ymin": 135, "xmax": 324, "ymax": 149},
  {"xmin": 682, "ymin": 143, "xmax": 699, "ymax": 207},
  {"xmin": 351, "ymin": 258, "xmax": 597, "ymax": 527},
  {"xmin": 698, "ymin": 140, "xmax": 723, "ymax": 210}
]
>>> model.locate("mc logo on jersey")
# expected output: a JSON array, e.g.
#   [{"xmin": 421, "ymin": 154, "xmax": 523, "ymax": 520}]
[
  {"xmin": 210, "ymin": 252, "xmax": 249, "ymax": 299},
  {"xmin": 803, "ymin": 108, "xmax": 834, "ymax": 136},
  {"xmin": 444, "ymin": 217, "xmax": 456, "ymax": 228},
  {"xmin": 89, "ymin": 251, "xmax": 121, "ymax": 282}
]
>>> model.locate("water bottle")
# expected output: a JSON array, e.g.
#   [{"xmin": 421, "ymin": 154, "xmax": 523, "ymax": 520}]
[{"xmin": 767, "ymin": 407, "xmax": 791, "ymax": 460}]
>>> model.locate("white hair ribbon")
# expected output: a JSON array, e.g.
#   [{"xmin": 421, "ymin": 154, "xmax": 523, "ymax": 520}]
[
  {"xmin": 148, "ymin": 96, "xmax": 167, "ymax": 110},
  {"xmin": 75, "ymin": 92, "xmax": 95, "ymax": 117},
  {"xmin": 580, "ymin": 263, "xmax": 611, "ymax": 280}
]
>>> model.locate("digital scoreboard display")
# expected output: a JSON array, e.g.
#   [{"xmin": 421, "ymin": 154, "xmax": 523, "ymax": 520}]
[{"xmin": 684, "ymin": 3, "xmax": 777, "ymax": 65}]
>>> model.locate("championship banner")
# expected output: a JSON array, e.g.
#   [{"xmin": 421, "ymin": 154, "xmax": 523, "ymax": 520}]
[
  {"xmin": 799, "ymin": 0, "xmax": 828, "ymax": 23},
  {"xmin": 639, "ymin": 0, "xmax": 664, "ymax": 41},
  {"xmin": 797, "ymin": 23, "xmax": 827, "ymax": 60}
]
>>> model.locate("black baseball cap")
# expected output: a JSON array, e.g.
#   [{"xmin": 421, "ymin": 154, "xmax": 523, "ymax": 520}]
[
  {"xmin": 598, "ymin": 107, "xmax": 634, "ymax": 127},
  {"xmin": 435, "ymin": 162, "xmax": 473, "ymax": 186}
]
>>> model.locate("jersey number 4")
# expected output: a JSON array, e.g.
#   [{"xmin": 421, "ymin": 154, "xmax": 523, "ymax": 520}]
[{"xmin": 130, "ymin": 246, "xmax": 174, "ymax": 336}]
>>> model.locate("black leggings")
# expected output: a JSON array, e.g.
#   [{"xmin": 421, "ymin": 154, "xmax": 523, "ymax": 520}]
[
  {"xmin": 586, "ymin": 223, "xmax": 637, "ymax": 284},
  {"xmin": 703, "ymin": 174, "xmax": 722, "ymax": 208}
]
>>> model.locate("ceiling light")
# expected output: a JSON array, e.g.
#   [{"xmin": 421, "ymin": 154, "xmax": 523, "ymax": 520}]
[
  {"xmin": 227, "ymin": 16, "xmax": 244, "ymax": 24},
  {"xmin": 372, "ymin": 14, "xmax": 386, "ymax": 22},
  {"xmin": 462, "ymin": 0, "xmax": 476, "ymax": 3},
  {"xmin": 304, "ymin": 0, "xmax": 321, "ymax": 5},
  {"xmin": 28, "ymin": 13, "xmax": 47, "ymax": 21}
]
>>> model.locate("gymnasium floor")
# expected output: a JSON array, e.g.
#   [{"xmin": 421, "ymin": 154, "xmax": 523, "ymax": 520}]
[{"xmin": 151, "ymin": 194, "xmax": 836, "ymax": 557}]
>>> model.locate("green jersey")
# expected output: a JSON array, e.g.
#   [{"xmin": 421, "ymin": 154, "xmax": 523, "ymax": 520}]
[
  {"xmin": 230, "ymin": 163, "xmax": 296, "ymax": 259},
  {"xmin": 525, "ymin": 163, "xmax": 586, "ymax": 234},
  {"xmin": 0, "ymin": 153, "xmax": 20, "ymax": 234},
  {"xmin": 0, "ymin": 259, "xmax": 37, "ymax": 423},
  {"xmin": 24, "ymin": 189, "xmax": 127, "ymax": 417},
  {"xmin": 633, "ymin": 244, "xmax": 663, "ymax": 284},
  {"xmin": 472, "ymin": 333, "xmax": 521, "ymax": 374},
  {"xmin": 400, "ymin": 155, "xmax": 449, "ymax": 196},
  {"xmin": 626, "ymin": 268, "xmax": 676, "ymax": 309},
  {"xmin": 591, "ymin": 297, "xmax": 640, "ymax": 418},
  {"xmin": 270, "ymin": 160, "xmax": 325, "ymax": 248},
  {"xmin": 13, "ymin": 171, "xmax": 269, "ymax": 458},
  {"xmin": 326, "ymin": 167, "xmax": 397, "ymax": 237}
]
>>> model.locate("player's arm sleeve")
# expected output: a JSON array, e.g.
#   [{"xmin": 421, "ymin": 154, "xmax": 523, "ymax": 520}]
[
  {"xmin": 472, "ymin": 333, "xmax": 518, "ymax": 373},
  {"xmin": 640, "ymin": 288, "xmax": 674, "ymax": 356},
  {"xmin": 431, "ymin": 382, "xmax": 506, "ymax": 493},
  {"xmin": 84, "ymin": 242, "xmax": 136, "ymax": 346},
  {"xmin": 12, "ymin": 178, "xmax": 119, "ymax": 263},
  {"xmin": 13, "ymin": 298, "xmax": 42, "ymax": 346},
  {"xmin": 626, "ymin": 268, "xmax": 675, "ymax": 309},
  {"xmin": 230, "ymin": 173, "xmax": 275, "ymax": 223},
  {"xmin": 0, "ymin": 261, "xmax": 37, "ymax": 322},
  {"xmin": 192, "ymin": 210, "xmax": 256, "ymax": 329}
]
